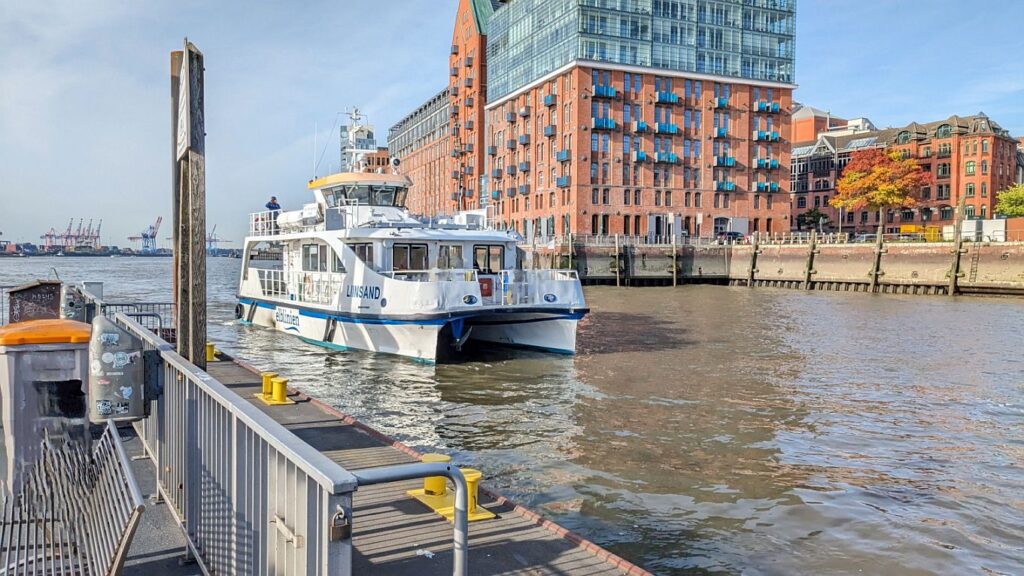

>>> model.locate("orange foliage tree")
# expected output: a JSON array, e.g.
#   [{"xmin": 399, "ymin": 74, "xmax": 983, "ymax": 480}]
[{"xmin": 830, "ymin": 149, "xmax": 933, "ymax": 215}]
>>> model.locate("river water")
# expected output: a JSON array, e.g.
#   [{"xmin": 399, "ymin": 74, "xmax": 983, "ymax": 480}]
[{"xmin": 2, "ymin": 256, "xmax": 1022, "ymax": 575}]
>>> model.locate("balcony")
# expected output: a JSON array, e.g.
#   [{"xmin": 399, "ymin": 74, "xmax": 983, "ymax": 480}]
[
  {"xmin": 655, "ymin": 152, "xmax": 679, "ymax": 164},
  {"xmin": 506, "ymin": 165, "xmax": 517, "ymax": 175},
  {"xmin": 450, "ymin": 66, "xmax": 458, "ymax": 77},
  {"xmin": 505, "ymin": 112, "xmax": 517, "ymax": 122},
  {"xmin": 656, "ymin": 91, "xmax": 679, "ymax": 104},
  {"xmin": 756, "ymin": 100, "xmax": 781, "ymax": 113},
  {"xmin": 592, "ymin": 85, "xmax": 617, "ymax": 98},
  {"xmin": 754, "ymin": 158, "xmax": 780, "ymax": 169},
  {"xmin": 464, "ymin": 77, "xmax": 473, "ymax": 87},
  {"xmin": 543, "ymin": 124, "xmax": 556, "ymax": 137},
  {"xmin": 519, "ymin": 134, "xmax": 531, "ymax": 145},
  {"xmin": 450, "ymin": 44, "xmax": 459, "ymax": 55},
  {"xmin": 506, "ymin": 187, "xmax": 517, "ymax": 198},
  {"xmin": 506, "ymin": 139, "xmax": 516, "ymax": 149},
  {"xmin": 555, "ymin": 149, "xmax": 571, "ymax": 162},
  {"xmin": 463, "ymin": 166, "xmax": 474, "ymax": 175},
  {"xmin": 544, "ymin": 94, "xmax": 557, "ymax": 107},
  {"xmin": 519, "ymin": 184, "xmax": 530, "ymax": 195},
  {"xmin": 464, "ymin": 120, "xmax": 474, "ymax": 130},
  {"xmin": 491, "ymin": 189, "xmax": 501, "ymax": 200},
  {"xmin": 450, "ymin": 106, "xmax": 459, "ymax": 116},
  {"xmin": 714, "ymin": 97, "xmax": 729, "ymax": 109},
  {"xmin": 655, "ymin": 123, "xmax": 678, "ymax": 135},
  {"xmin": 768, "ymin": 131, "xmax": 780, "ymax": 142},
  {"xmin": 592, "ymin": 117, "xmax": 616, "ymax": 130},
  {"xmin": 756, "ymin": 182, "xmax": 781, "ymax": 193},
  {"xmin": 487, "ymin": 145, "xmax": 497, "ymax": 156},
  {"xmin": 556, "ymin": 176, "xmax": 571, "ymax": 187},
  {"xmin": 450, "ymin": 148, "xmax": 460, "ymax": 158},
  {"xmin": 714, "ymin": 127, "xmax": 728, "ymax": 139},
  {"xmin": 518, "ymin": 106, "xmax": 531, "ymax": 117},
  {"xmin": 936, "ymin": 171, "xmax": 951, "ymax": 180},
  {"xmin": 714, "ymin": 155, "xmax": 736, "ymax": 167},
  {"xmin": 937, "ymin": 149, "xmax": 951, "ymax": 158},
  {"xmin": 464, "ymin": 97, "xmax": 474, "ymax": 107},
  {"xmin": 715, "ymin": 181, "xmax": 736, "ymax": 191},
  {"xmin": 752, "ymin": 130, "xmax": 780, "ymax": 142},
  {"xmin": 491, "ymin": 168, "xmax": 502, "ymax": 178},
  {"xmin": 451, "ymin": 170, "xmax": 460, "ymax": 179},
  {"xmin": 463, "ymin": 188, "xmax": 474, "ymax": 198},
  {"xmin": 463, "ymin": 142, "xmax": 473, "ymax": 153},
  {"xmin": 450, "ymin": 86, "xmax": 459, "ymax": 97},
  {"xmin": 464, "ymin": 55, "xmax": 474, "ymax": 67},
  {"xmin": 632, "ymin": 150, "xmax": 649, "ymax": 163},
  {"xmin": 518, "ymin": 161, "xmax": 530, "ymax": 172},
  {"xmin": 633, "ymin": 120, "xmax": 648, "ymax": 133}
]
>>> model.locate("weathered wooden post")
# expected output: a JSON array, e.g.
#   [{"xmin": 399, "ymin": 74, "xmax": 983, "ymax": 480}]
[
  {"xmin": 613, "ymin": 234, "xmax": 620, "ymax": 287},
  {"xmin": 671, "ymin": 234, "xmax": 677, "ymax": 286},
  {"xmin": 172, "ymin": 39, "xmax": 207, "ymax": 369},
  {"xmin": 567, "ymin": 232, "xmax": 573, "ymax": 271},
  {"xmin": 748, "ymin": 232, "xmax": 760, "ymax": 287},
  {"xmin": 803, "ymin": 230, "xmax": 818, "ymax": 290},
  {"xmin": 947, "ymin": 195, "xmax": 968, "ymax": 297},
  {"xmin": 868, "ymin": 221, "xmax": 886, "ymax": 293}
]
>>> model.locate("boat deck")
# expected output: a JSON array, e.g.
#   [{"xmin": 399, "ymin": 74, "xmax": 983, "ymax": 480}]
[{"xmin": 204, "ymin": 356, "xmax": 647, "ymax": 576}]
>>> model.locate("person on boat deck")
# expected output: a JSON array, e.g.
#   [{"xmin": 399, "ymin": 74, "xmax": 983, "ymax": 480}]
[{"xmin": 265, "ymin": 197, "xmax": 281, "ymax": 212}]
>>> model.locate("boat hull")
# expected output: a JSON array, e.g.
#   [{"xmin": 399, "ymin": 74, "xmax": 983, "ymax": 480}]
[{"xmin": 238, "ymin": 298, "xmax": 583, "ymax": 363}]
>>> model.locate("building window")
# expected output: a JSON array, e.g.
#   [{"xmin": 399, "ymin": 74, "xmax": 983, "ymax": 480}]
[
  {"xmin": 655, "ymin": 190, "xmax": 662, "ymax": 206},
  {"xmin": 634, "ymin": 189, "xmax": 641, "ymax": 205},
  {"xmin": 940, "ymin": 206, "xmax": 953, "ymax": 219},
  {"xmin": 982, "ymin": 140, "xmax": 989, "ymax": 154},
  {"xmin": 965, "ymin": 205, "xmax": 976, "ymax": 219},
  {"xmin": 921, "ymin": 186, "xmax": 931, "ymax": 199},
  {"xmin": 665, "ymin": 191, "xmax": 672, "ymax": 206},
  {"xmin": 897, "ymin": 131, "xmax": 910, "ymax": 144},
  {"xmin": 981, "ymin": 160, "xmax": 988, "ymax": 175},
  {"xmin": 981, "ymin": 182, "xmax": 987, "ymax": 197},
  {"xmin": 966, "ymin": 161, "xmax": 976, "ymax": 175},
  {"xmin": 797, "ymin": 196, "xmax": 806, "ymax": 209},
  {"xmin": 694, "ymin": 192, "xmax": 701, "ymax": 208},
  {"xmin": 624, "ymin": 189, "xmax": 631, "ymax": 205},
  {"xmin": 966, "ymin": 183, "xmax": 975, "ymax": 197},
  {"xmin": 592, "ymin": 188, "xmax": 599, "ymax": 204},
  {"xmin": 935, "ymin": 124, "xmax": 952, "ymax": 138},
  {"xmin": 602, "ymin": 188, "xmax": 610, "ymax": 204}
]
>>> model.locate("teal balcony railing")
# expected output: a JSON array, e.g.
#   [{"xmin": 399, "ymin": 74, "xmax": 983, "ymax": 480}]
[
  {"xmin": 518, "ymin": 184, "xmax": 530, "ymax": 194},
  {"xmin": 593, "ymin": 85, "xmax": 617, "ymax": 98},
  {"xmin": 487, "ymin": 145, "xmax": 497, "ymax": 155},
  {"xmin": 506, "ymin": 187, "xmax": 516, "ymax": 197},
  {"xmin": 716, "ymin": 181, "xmax": 736, "ymax": 191},
  {"xmin": 556, "ymin": 176, "xmax": 571, "ymax": 188},
  {"xmin": 491, "ymin": 168, "xmax": 502, "ymax": 178},
  {"xmin": 592, "ymin": 117, "xmax": 616, "ymax": 130},
  {"xmin": 756, "ymin": 100, "xmax": 781, "ymax": 113},
  {"xmin": 655, "ymin": 122, "xmax": 678, "ymax": 134},
  {"xmin": 555, "ymin": 149, "xmax": 571, "ymax": 162},
  {"xmin": 543, "ymin": 124, "xmax": 556, "ymax": 137},
  {"xmin": 714, "ymin": 155, "xmax": 736, "ymax": 167},
  {"xmin": 518, "ymin": 161, "xmax": 530, "ymax": 172},
  {"xmin": 632, "ymin": 150, "xmax": 649, "ymax": 162},
  {"xmin": 655, "ymin": 152, "xmax": 678, "ymax": 164},
  {"xmin": 543, "ymin": 94, "xmax": 557, "ymax": 106},
  {"xmin": 714, "ymin": 97, "xmax": 729, "ymax": 108},
  {"xmin": 656, "ymin": 91, "xmax": 679, "ymax": 104},
  {"xmin": 633, "ymin": 120, "xmax": 648, "ymax": 133},
  {"xmin": 714, "ymin": 127, "xmax": 728, "ymax": 138},
  {"xmin": 519, "ymin": 134, "xmax": 531, "ymax": 145}
]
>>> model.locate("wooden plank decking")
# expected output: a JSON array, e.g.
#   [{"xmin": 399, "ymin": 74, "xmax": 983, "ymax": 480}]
[{"xmin": 205, "ymin": 357, "xmax": 649, "ymax": 576}]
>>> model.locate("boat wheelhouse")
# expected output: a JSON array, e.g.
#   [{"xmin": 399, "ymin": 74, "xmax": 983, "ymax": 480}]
[{"xmin": 237, "ymin": 153, "xmax": 587, "ymax": 363}]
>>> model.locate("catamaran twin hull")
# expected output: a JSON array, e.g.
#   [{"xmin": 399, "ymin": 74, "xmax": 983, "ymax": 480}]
[{"xmin": 236, "ymin": 297, "xmax": 586, "ymax": 363}]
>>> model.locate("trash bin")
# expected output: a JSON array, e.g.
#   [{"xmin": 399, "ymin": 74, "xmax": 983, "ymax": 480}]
[{"xmin": 0, "ymin": 318, "xmax": 92, "ymax": 497}]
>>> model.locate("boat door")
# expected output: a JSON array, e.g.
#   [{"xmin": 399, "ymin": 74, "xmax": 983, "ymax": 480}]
[{"xmin": 473, "ymin": 244, "xmax": 505, "ymax": 305}]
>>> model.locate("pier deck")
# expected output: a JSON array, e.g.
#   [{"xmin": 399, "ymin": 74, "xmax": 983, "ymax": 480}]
[{"xmin": 204, "ymin": 357, "xmax": 644, "ymax": 576}]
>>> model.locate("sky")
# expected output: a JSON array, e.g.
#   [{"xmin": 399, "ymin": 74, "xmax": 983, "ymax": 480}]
[{"xmin": 1, "ymin": 0, "xmax": 1022, "ymax": 246}]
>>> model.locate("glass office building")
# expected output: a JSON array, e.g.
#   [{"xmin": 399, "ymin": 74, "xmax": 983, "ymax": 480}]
[{"xmin": 487, "ymin": 0, "xmax": 796, "ymax": 101}]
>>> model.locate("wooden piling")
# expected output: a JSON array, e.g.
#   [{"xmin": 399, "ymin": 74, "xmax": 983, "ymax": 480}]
[
  {"xmin": 172, "ymin": 39, "xmax": 207, "ymax": 369},
  {"xmin": 948, "ymin": 195, "xmax": 968, "ymax": 297}
]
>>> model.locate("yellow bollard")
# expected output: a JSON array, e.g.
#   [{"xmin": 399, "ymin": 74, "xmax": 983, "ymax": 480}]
[
  {"xmin": 260, "ymin": 372, "xmax": 277, "ymax": 398},
  {"xmin": 422, "ymin": 453, "xmax": 451, "ymax": 496},
  {"xmin": 205, "ymin": 342, "xmax": 216, "ymax": 362},
  {"xmin": 256, "ymin": 374, "xmax": 294, "ymax": 405},
  {"xmin": 439, "ymin": 467, "xmax": 496, "ymax": 522}
]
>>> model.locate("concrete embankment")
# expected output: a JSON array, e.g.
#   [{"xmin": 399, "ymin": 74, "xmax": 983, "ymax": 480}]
[{"xmin": 523, "ymin": 240, "xmax": 1024, "ymax": 296}]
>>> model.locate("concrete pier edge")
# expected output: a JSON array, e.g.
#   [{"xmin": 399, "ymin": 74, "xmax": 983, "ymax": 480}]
[{"xmin": 228, "ymin": 353, "xmax": 653, "ymax": 576}]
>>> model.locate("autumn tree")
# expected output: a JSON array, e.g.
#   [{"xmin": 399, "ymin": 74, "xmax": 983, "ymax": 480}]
[
  {"xmin": 829, "ymin": 149, "xmax": 933, "ymax": 222},
  {"xmin": 994, "ymin": 184, "xmax": 1024, "ymax": 218}
]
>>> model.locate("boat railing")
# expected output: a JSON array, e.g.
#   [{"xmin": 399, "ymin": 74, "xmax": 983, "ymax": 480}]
[
  {"xmin": 292, "ymin": 272, "xmax": 339, "ymax": 305},
  {"xmin": 0, "ymin": 285, "xmax": 11, "ymax": 326},
  {"xmin": 257, "ymin": 268, "xmax": 287, "ymax": 297},
  {"xmin": 380, "ymin": 268, "xmax": 479, "ymax": 283},
  {"xmin": 485, "ymin": 269, "xmax": 583, "ymax": 307},
  {"xmin": 250, "ymin": 210, "xmax": 282, "ymax": 236}
]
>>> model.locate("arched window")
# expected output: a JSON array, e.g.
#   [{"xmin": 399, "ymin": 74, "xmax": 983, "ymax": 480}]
[
  {"xmin": 981, "ymin": 205, "xmax": 988, "ymax": 218},
  {"xmin": 981, "ymin": 160, "xmax": 988, "ymax": 174},
  {"xmin": 897, "ymin": 131, "xmax": 910, "ymax": 144},
  {"xmin": 935, "ymin": 124, "xmax": 952, "ymax": 138},
  {"xmin": 965, "ymin": 205, "xmax": 976, "ymax": 219}
]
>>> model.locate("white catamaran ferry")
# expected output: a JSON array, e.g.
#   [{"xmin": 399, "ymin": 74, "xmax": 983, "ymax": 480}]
[{"xmin": 236, "ymin": 114, "xmax": 587, "ymax": 363}]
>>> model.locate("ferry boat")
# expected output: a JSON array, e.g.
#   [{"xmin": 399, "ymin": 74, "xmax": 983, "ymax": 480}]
[{"xmin": 235, "ymin": 113, "xmax": 587, "ymax": 363}]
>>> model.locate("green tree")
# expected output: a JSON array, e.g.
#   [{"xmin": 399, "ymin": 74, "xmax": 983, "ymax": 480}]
[
  {"xmin": 796, "ymin": 208, "xmax": 829, "ymax": 231},
  {"xmin": 994, "ymin": 184, "xmax": 1024, "ymax": 217}
]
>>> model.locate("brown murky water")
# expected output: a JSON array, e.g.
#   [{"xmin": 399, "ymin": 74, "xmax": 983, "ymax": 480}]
[{"xmin": 4, "ymin": 258, "xmax": 1023, "ymax": 575}]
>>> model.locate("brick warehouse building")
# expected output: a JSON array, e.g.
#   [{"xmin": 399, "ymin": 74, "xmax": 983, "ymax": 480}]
[
  {"xmin": 391, "ymin": 0, "xmax": 797, "ymax": 238},
  {"xmin": 790, "ymin": 111, "xmax": 1021, "ymax": 234}
]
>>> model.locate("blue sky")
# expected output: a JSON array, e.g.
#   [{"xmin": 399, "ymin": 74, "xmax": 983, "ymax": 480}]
[{"xmin": 1, "ymin": 0, "xmax": 1021, "ymax": 245}]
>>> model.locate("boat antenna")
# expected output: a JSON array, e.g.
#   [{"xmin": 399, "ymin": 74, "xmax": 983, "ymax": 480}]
[{"xmin": 314, "ymin": 112, "xmax": 343, "ymax": 176}]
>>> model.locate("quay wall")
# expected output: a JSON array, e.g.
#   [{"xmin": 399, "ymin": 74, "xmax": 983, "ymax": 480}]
[{"xmin": 521, "ymin": 240, "xmax": 1024, "ymax": 296}]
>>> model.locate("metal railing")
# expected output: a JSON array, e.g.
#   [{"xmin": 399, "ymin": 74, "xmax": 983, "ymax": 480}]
[
  {"xmin": 257, "ymin": 269, "xmax": 287, "ymax": 297},
  {"xmin": 250, "ymin": 210, "xmax": 282, "ymax": 236},
  {"xmin": 0, "ymin": 286, "xmax": 10, "ymax": 326},
  {"xmin": 0, "ymin": 421, "xmax": 145, "ymax": 576},
  {"xmin": 379, "ymin": 268, "xmax": 479, "ymax": 283},
  {"xmin": 117, "ymin": 312, "xmax": 358, "ymax": 575}
]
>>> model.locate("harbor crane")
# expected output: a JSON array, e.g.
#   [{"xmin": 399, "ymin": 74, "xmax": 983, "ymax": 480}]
[
  {"xmin": 39, "ymin": 217, "xmax": 102, "ymax": 252},
  {"xmin": 205, "ymin": 224, "xmax": 232, "ymax": 254},
  {"xmin": 128, "ymin": 216, "xmax": 163, "ymax": 253}
]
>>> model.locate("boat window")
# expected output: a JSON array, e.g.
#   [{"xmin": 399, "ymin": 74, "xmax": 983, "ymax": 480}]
[
  {"xmin": 437, "ymin": 245, "xmax": 464, "ymax": 269},
  {"xmin": 302, "ymin": 244, "xmax": 328, "ymax": 272},
  {"xmin": 325, "ymin": 185, "xmax": 409, "ymax": 207},
  {"xmin": 392, "ymin": 243, "xmax": 429, "ymax": 271},
  {"xmin": 333, "ymin": 253, "xmax": 346, "ymax": 273},
  {"xmin": 349, "ymin": 243, "xmax": 374, "ymax": 267},
  {"xmin": 473, "ymin": 245, "xmax": 504, "ymax": 274}
]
